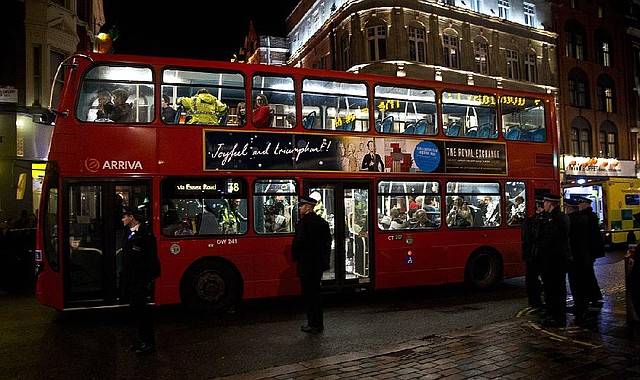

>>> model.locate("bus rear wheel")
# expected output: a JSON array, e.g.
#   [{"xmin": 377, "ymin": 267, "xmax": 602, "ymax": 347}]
[
  {"xmin": 465, "ymin": 249, "xmax": 502, "ymax": 290},
  {"xmin": 181, "ymin": 260, "xmax": 242, "ymax": 313}
]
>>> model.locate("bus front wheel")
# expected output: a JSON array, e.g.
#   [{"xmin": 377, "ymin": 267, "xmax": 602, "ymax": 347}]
[
  {"xmin": 465, "ymin": 249, "xmax": 503, "ymax": 290},
  {"xmin": 181, "ymin": 259, "xmax": 242, "ymax": 313}
]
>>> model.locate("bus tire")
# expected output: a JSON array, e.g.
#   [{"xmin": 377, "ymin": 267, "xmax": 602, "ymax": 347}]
[
  {"xmin": 464, "ymin": 248, "xmax": 503, "ymax": 290},
  {"xmin": 180, "ymin": 259, "xmax": 242, "ymax": 313}
]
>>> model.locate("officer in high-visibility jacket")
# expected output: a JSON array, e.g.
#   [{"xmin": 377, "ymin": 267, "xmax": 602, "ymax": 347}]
[{"xmin": 178, "ymin": 88, "xmax": 228, "ymax": 125}]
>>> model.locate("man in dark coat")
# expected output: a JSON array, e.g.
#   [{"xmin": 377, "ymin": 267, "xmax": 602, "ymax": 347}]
[
  {"xmin": 564, "ymin": 198, "xmax": 589, "ymax": 315},
  {"xmin": 292, "ymin": 196, "xmax": 332, "ymax": 333},
  {"xmin": 521, "ymin": 196, "xmax": 546, "ymax": 308},
  {"xmin": 577, "ymin": 196, "xmax": 605, "ymax": 305},
  {"xmin": 537, "ymin": 194, "xmax": 571, "ymax": 326},
  {"xmin": 121, "ymin": 206, "xmax": 161, "ymax": 355}
]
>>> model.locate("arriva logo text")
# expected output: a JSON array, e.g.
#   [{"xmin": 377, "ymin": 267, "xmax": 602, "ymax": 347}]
[{"xmin": 103, "ymin": 160, "xmax": 143, "ymax": 170}]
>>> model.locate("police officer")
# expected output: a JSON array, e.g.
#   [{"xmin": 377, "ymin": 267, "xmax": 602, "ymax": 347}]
[
  {"xmin": 521, "ymin": 196, "xmax": 545, "ymax": 308},
  {"xmin": 178, "ymin": 88, "xmax": 228, "ymax": 125},
  {"xmin": 121, "ymin": 206, "xmax": 161, "ymax": 355},
  {"xmin": 292, "ymin": 196, "xmax": 332, "ymax": 333},
  {"xmin": 537, "ymin": 194, "xmax": 571, "ymax": 327},
  {"xmin": 577, "ymin": 196, "xmax": 605, "ymax": 306},
  {"xmin": 564, "ymin": 198, "xmax": 589, "ymax": 315}
]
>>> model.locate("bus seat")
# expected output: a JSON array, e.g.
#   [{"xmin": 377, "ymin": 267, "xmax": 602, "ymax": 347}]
[
  {"xmin": 465, "ymin": 128, "xmax": 477, "ymax": 138},
  {"xmin": 403, "ymin": 123, "xmax": 416, "ymax": 134},
  {"xmin": 505, "ymin": 126, "xmax": 520, "ymax": 140},
  {"xmin": 375, "ymin": 120, "xmax": 382, "ymax": 132},
  {"xmin": 382, "ymin": 116, "xmax": 394, "ymax": 133},
  {"xmin": 477, "ymin": 123, "xmax": 493, "ymax": 138},
  {"xmin": 344, "ymin": 120, "xmax": 355, "ymax": 131},
  {"xmin": 302, "ymin": 111, "xmax": 316, "ymax": 129},
  {"xmin": 415, "ymin": 119, "xmax": 427, "ymax": 135},
  {"xmin": 520, "ymin": 130, "xmax": 533, "ymax": 141},
  {"xmin": 531, "ymin": 128, "xmax": 546, "ymax": 142},
  {"xmin": 446, "ymin": 122, "xmax": 461, "ymax": 137}
]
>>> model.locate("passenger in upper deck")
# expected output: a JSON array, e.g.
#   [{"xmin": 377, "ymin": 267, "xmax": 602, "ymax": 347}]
[
  {"xmin": 252, "ymin": 94, "xmax": 272, "ymax": 127},
  {"xmin": 109, "ymin": 88, "xmax": 133, "ymax": 123},
  {"xmin": 177, "ymin": 88, "xmax": 228, "ymax": 125}
]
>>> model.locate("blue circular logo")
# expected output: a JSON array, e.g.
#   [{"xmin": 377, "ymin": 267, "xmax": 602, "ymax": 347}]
[{"xmin": 413, "ymin": 141, "xmax": 440, "ymax": 172}]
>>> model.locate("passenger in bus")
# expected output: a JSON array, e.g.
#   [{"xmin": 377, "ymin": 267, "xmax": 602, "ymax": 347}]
[
  {"xmin": 484, "ymin": 196, "xmax": 500, "ymax": 226},
  {"xmin": 264, "ymin": 193, "xmax": 291, "ymax": 232},
  {"xmin": 447, "ymin": 199, "xmax": 473, "ymax": 228},
  {"xmin": 177, "ymin": 88, "xmax": 228, "ymax": 125},
  {"xmin": 252, "ymin": 94, "xmax": 272, "ymax": 127},
  {"xmin": 95, "ymin": 90, "xmax": 113, "ymax": 121},
  {"xmin": 360, "ymin": 140, "xmax": 385, "ymax": 172},
  {"xmin": 161, "ymin": 94, "xmax": 177, "ymax": 123},
  {"xmin": 378, "ymin": 215, "xmax": 392, "ymax": 229},
  {"xmin": 236, "ymin": 102, "xmax": 247, "ymax": 125},
  {"xmin": 109, "ymin": 88, "xmax": 133, "ymax": 123},
  {"xmin": 219, "ymin": 199, "xmax": 247, "ymax": 234},
  {"xmin": 507, "ymin": 196, "xmax": 526, "ymax": 225}
]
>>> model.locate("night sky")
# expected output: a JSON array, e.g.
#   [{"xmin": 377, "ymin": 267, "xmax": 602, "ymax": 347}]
[{"xmin": 102, "ymin": 1, "xmax": 300, "ymax": 61}]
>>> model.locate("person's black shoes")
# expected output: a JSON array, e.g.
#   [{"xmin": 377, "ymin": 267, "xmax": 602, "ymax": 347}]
[
  {"xmin": 133, "ymin": 343, "xmax": 156, "ymax": 355},
  {"xmin": 301, "ymin": 325, "xmax": 324, "ymax": 334}
]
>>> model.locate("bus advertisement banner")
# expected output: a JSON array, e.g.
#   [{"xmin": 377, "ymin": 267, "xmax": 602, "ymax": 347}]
[{"xmin": 204, "ymin": 131, "xmax": 506, "ymax": 175}]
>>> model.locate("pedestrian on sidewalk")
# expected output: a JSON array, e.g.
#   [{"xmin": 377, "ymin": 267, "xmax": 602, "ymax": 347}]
[
  {"xmin": 537, "ymin": 193, "xmax": 571, "ymax": 327},
  {"xmin": 121, "ymin": 206, "xmax": 161, "ymax": 355},
  {"xmin": 292, "ymin": 196, "xmax": 332, "ymax": 334},
  {"xmin": 521, "ymin": 195, "xmax": 545, "ymax": 308},
  {"xmin": 577, "ymin": 196, "xmax": 605, "ymax": 306}
]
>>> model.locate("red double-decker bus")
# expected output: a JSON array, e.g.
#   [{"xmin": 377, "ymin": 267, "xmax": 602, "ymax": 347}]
[{"xmin": 34, "ymin": 51, "xmax": 560, "ymax": 311}]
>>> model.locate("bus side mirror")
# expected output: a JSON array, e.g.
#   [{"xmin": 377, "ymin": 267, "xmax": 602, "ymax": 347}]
[{"xmin": 33, "ymin": 109, "xmax": 56, "ymax": 125}]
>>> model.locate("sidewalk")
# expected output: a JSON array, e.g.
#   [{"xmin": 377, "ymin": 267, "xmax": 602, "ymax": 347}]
[{"xmin": 216, "ymin": 296, "xmax": 640, "ymax": 379}]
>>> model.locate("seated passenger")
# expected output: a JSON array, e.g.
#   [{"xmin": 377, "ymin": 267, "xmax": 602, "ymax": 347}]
[
  {"xmin": 109, "ymin": 88, "xmax": 133, "ymax": 123},
  {"xmin": 252, "ymin": 94, "xmax": 271, "ymax": 127},
  {"xmin": 178, "ymin": 88, "xmax": 228, "ymax": 125}
]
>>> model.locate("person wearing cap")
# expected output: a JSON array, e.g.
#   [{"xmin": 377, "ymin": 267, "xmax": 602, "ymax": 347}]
[
  {"xmin": 537, "ymin": 193, "xmax": 571, "ymax": 326},
  {"xmin": 577, "ymin": 196, "xmax": 605, "ymax": 306},
  {"xmin": 291, "ymin": 196, "xmax": 332, "ymax": 334},
  {"xmin": 564, "ymin": 198, "xmax": 590, "ymax": 315},
  {"xmin": 521, "ymin": 196, "xmax": 546, "ymax": 308},
  {"xmin": 120, "ymin": 206, "xmax": 161, "ymax": 355},
  {"xmin": 177, "ymin": 88, "xmax": 228, "ymax": 125}
]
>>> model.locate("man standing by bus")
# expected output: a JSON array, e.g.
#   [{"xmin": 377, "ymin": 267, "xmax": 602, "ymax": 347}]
[
  {"xmin": 292, "ymin": 196, "xmax": 332, "ymax": 334},
  {"xmin": 121, "ymin": 206, "xmax": 161, "ymax": 355}
]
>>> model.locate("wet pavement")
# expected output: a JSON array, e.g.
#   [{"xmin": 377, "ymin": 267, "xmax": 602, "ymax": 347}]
[{"xmin": 216, "ymin": 273, "xmax": 640, "ymax": 379}]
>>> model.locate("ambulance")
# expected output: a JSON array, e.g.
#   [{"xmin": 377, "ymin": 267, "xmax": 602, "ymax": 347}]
[{"xmin": 563, "ymin": 177, "xmax": 640, "ymax": 247}]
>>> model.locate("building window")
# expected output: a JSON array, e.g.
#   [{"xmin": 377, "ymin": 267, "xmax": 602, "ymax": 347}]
[
  {"xmin": 409, "ymin": 26, "xmax": 426, "ymax": 63},
  {"xmin": 443, "ymin": 31, "xmax": 459, "ymax": 69},
  {"xmin": 506, "ymin": 48, "xmax": 519, "ymax": 80},
  {"xmin": 340, "ymin": 35, "xmax": 350, "ymax": 71},
  {"xmin": 568, "ymin": 68, "xmax": 590, "ymax": 108},
  {"xmin": 498, "ymin": 0, "xmax": 510, "ymax": 19},
  {"xmin": 565, "ymin": 21, "xmax": 587, "ymax": 60},
  {"xmin": 596, "ymin": 75, "xmax": 616, "ymax": 113},
  {"xmin": 473, "ymin": 37, "xmax": 489, "ymax": 74},
  {"xmin": 33, "ymin": 46, "xmax": 42, "ymax": 106},
  {"xmin": 570, "ymin": 125, "xmax": 591, "ymax": 157},
  {"xmin": 524, "ymin": 52, "xmax": 536, "ymax": 82},
  {"xmin": 595, "ymin": 29, "xmax": 612, "ymax": 67},
  {"xmin": 441, "ymin": 0, "xmax": 455, "ymax": 5},
  {"xmin": 50, "ymin": 51, "xmax": 66, "ymax": 109},
  {"xmin": 367, "ymin": 25, "xmax": 387, "ymax": 61},
  {"xmin": 471, "ymin": 0, "xmax": 481, "ymax": 12},
  {"xmin": 524, "ymin": 2, "xmax": 535, "ymax": 27},
  {"xmin": 599, "ymin": 123, "xmax": 617, "ymax": 158}
]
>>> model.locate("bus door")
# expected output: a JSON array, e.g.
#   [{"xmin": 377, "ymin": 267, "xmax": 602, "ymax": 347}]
[
  {"xmin": 64, "ymin": 179, "xmax": 151, "ymax": 309},
  {"xmin": 305, "ymin": 181, "xmax": 373, "ymax": 290}
]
